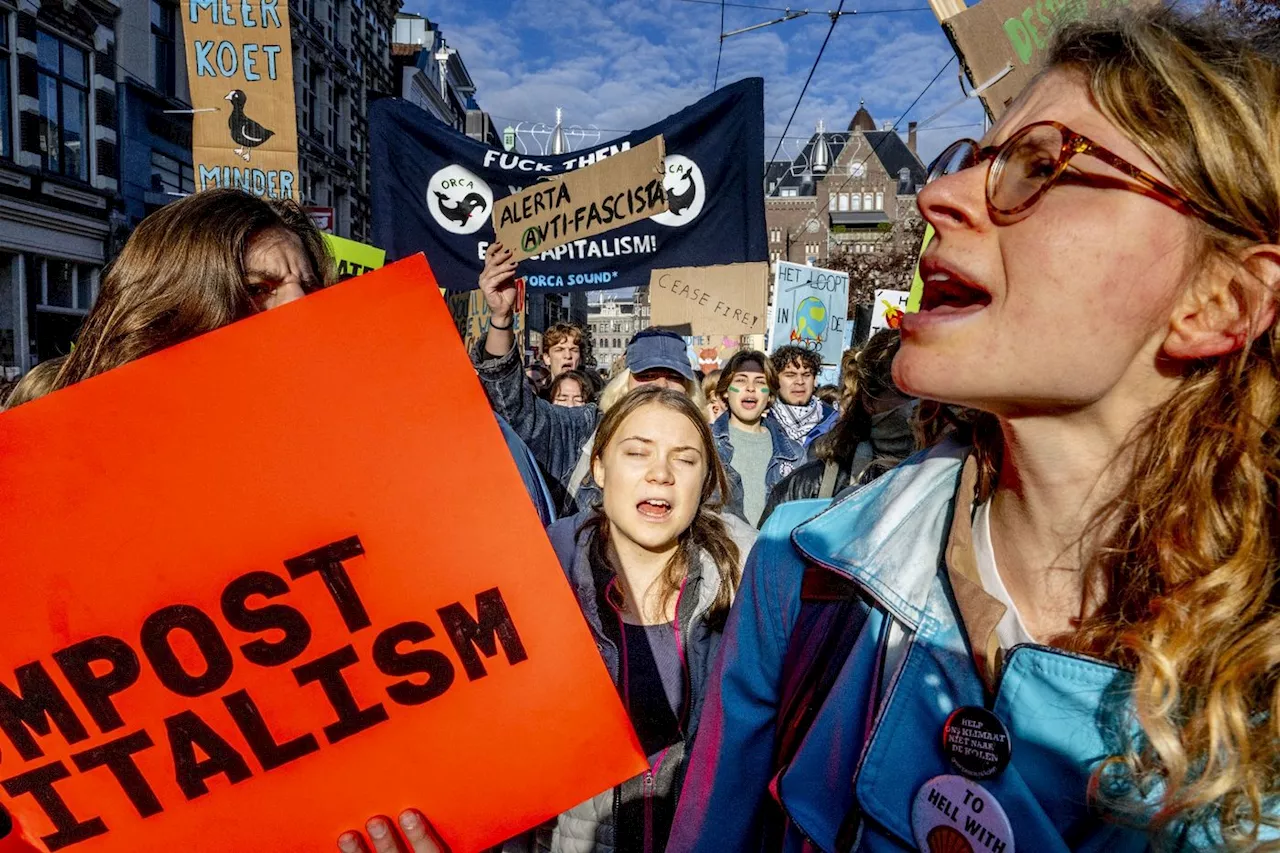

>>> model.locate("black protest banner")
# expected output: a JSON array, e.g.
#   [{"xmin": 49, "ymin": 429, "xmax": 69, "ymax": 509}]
[{"xmin": 370, "ymin": 79, "xmax": 767, "ymax": 292}]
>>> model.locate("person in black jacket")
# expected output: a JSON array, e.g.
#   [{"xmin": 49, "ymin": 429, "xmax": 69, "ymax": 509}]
[{"xmin": 759, "ymin": 329, "xmax": 916, "ymax": 524}]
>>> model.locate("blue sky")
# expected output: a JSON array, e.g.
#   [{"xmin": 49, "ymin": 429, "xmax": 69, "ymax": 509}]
[{"xmin": 399, "ymin": 0, "xmax": 987, "ymax": 166}]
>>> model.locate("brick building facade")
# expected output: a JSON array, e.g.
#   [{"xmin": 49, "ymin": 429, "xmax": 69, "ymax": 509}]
[
  {"xmin": 764, "ymin": 103, "xmax": 926, "ymax": 268},
  {"xmin": 0, "ymin": 0, "xmax": 124, "ymax": 377}
]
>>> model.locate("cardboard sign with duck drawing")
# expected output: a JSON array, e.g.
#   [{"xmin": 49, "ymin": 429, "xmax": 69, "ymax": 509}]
[{"xmin": 185, "ymin": 0, "xmax": 301, "ymax": 199}]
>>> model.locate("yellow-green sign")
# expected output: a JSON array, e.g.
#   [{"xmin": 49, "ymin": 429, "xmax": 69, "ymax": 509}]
[
  {"xmin": 907, "ymin": 224, "xmax": 934, "ymax": 313},
  {"xmin": 323, "ymin": 233, "xmax": 387, "ymax": 281}
]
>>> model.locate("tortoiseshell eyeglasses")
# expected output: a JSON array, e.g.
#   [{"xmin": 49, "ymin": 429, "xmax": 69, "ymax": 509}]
[{"xmin": 927, "ymin": 120, "xmax": 1255, "ymax": 241}]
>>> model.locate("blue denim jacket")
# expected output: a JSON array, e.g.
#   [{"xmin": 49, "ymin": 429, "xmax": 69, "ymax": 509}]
[
  {"xmin": 710, "ymin": 412, "xmax": 805, "ymax": 523},
  {"xmin": 669, "ymin": 441, "xmax": 1266, "ymax": 852}
]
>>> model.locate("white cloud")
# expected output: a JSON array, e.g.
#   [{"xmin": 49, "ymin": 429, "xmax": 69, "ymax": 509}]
[{"xmin": 403, "ymin": 0, "xmax": 982, "ymax": 161}]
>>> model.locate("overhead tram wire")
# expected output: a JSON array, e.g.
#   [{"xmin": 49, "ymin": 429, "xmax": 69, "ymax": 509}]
[
  {"xmin": 713, "ymin": 0, "xmax": 726, "ymax": 90},
  {"xmin": 765, "ymin": 0, "xmax": 847, "ymax": 171},
  {"xmin": 670, "ymin": 0, "xmax": 931, "ymax": 13},
  {"xmin": 782, "ymin": 54, "xmax": 955, "ymax": 242}
]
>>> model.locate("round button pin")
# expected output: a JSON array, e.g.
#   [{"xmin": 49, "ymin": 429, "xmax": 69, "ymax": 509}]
[
  {"xmin": 942, "ymin": 705, "xmax": 1012, "ymax": 780},
  {"xmin": 911, "ymin": 774, "xmax": 1015, "ymax": 853}
]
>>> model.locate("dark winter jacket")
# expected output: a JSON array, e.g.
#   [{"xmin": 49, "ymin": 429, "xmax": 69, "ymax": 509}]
[
  {"xmin": 760, "ymin": 401, "xmax": 918, "ymax": 525},
  {"xmin": 709, "ymin": 412, "xmax": 805, "ymax": 524},
  {"xmin": 502, "ymin": 510, "xmax": 756, "ymax": 853},
  {"xmin": 471, "ymin": 336, "xmax": 601, "ymax": 514},
  {"xmin": 496, "ymin": 415, "xmax": 557, "ymax": 527}
]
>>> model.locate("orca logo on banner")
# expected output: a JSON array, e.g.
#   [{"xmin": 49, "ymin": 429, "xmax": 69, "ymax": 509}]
[
  {"xmin": 651, "ymin": 155, "xmax": 705, "ymax": 227},
  {"xmin": 427, "ymin": 165, "xmax": 493, "ymax": 235}
]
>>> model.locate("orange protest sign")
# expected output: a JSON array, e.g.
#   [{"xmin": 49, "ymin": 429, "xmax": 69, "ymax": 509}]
[{"xmin": 0, "ymin": 255, "xmax": 646, "ymax": 853}]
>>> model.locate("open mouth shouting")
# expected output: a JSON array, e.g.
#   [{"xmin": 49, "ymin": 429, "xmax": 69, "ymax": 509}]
[
  {"xmin": 637, "ymin": 497, "xmax": 674, "ymax": 522},
  {"xmin": 904, "ymin": 257, "xmax": 992, "ymax": 332}
]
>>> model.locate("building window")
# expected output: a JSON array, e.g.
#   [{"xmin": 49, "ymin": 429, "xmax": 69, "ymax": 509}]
[
  {"xmin": 150, "ymin": 150, "xmax": 194, "ymax": 195},
  {"xmin": 863, "ymin": 192, "xmax": 873, "ymax": 209},
  {"xmin": 780, "ymin": 187, "xmax": 798, "ymax": 197},
  {"xmin": 0, "ymin": 15, "xmax": 11, "ymax": 160},
  {"xmin": 0, "ymin": 253, "xmax": 18, "ymax": 377},
  {"xmin": 770, "ymin": 251, "xmax": 780, "ymax": 262},
  {"xmin": 36, "ymin": 31, "xmax": 89, "ymax": 180},
  {"xmin": 851, "ymin": 193, "xmax": 861, "ymax": 211},
  {"xmin": 24, "ymin": 255, "xmax": 98, "ymax": 364},
  {"xmin": 769, "ymin": 228, "xmax": 781, "ymax": 243},
  {"xmin": 151, "ymin": 1, "xmax": 177, "ymax": 96},
  {"xmin": 306, "ymin": 65, "xmax": 321, "ymax": 135},
  {"xmin": 328, "ymin": 82, "xmax": 341, "ymax": 151},
  {"xmin": 875, "ymin": 191, "xmax": 885, "ymax": 210},
  {"xmin": 838, "ymin": 193, "xmax": 849, "ymax": 212}
]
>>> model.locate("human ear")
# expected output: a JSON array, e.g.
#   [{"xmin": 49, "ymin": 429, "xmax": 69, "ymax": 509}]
[
  {"xmin": 1163, "ymin": 245, "xmax": 1280, "ymax": 360},
  {"xmin": 591, "ymin": 457, "xmax": 606, "ymax": 490}
]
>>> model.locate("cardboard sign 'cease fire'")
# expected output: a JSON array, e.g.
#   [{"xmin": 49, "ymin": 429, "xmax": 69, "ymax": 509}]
[{"xmin": 0, "ymin": 256, "xmax": 645, "ymax": 853}]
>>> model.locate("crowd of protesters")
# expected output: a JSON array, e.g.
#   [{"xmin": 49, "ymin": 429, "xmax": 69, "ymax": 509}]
[{"xmin": 1, "ymin": 6, "xmax": 1278, "ymax": 853}]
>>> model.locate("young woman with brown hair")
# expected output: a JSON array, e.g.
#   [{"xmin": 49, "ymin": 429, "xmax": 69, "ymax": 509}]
[
  {"xmin": 339, "ymin": 386, "xmax": 755, "ymax": 853},
  {"xmin": 670, "ymin": 7, "xmax": 1280, "ymax": 851},
  {"xmin": 46, "ymin": 189, "xmax": 333, "ymax": 392}
]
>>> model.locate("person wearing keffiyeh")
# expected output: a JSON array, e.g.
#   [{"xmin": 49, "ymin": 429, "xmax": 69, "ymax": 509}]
[{"xmin": 769, "ymin": 345, "xmax": 835, "ymax": 446}]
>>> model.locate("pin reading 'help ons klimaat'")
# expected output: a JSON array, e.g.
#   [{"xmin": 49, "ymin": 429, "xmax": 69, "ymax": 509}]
[{"xmin": 942, "ymin": 706, "xmax": 1012, "ymax": 780}]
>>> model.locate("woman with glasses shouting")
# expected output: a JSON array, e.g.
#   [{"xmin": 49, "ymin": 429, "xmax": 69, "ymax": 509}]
[{"xmin": 669, "ymin": 7, "xmax": 1280, "ymax": 853}]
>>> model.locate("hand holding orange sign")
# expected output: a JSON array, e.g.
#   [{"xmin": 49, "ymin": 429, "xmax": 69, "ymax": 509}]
[{"xmin": 0, "ymin": 255, "xmax": 645, "ymax": 853}]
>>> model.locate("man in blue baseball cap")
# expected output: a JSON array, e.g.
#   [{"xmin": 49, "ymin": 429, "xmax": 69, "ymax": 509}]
[
  {"xmin": 623, "ymin": 327, "xmax": 697, "ymax": 387},
  {"xmin": 471, "ymin": 242, "xmax": 703, "ymax": 514}
]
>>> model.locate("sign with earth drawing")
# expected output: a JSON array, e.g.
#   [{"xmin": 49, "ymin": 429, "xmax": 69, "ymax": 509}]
[{"xmin": 767, "ymin": 261, "xmax": 849, "ymax": 365}]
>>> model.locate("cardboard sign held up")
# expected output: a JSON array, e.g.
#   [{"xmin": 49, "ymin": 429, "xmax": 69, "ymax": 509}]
[
  {"xmin": 0, "ymin": 256, "xmax": 645, "ymax": 853},
  {"xmin": 942, "ymin": 0, "xmax": 1153, "ymax": 119},
  {"xmin": 185, "ymin": 0, "xmax": 300, "ymax": 198},
  {"xmin": 493, "ymin": 136, "xmax": 669, "ymax": 262},
  {"xmin": 767, "ymin": 261, "xmax": 850, "ymax": 366},
  {"xmin": 322, "ymin": 234, "xmax": 387, "ymax": 282},
  {"xmin": 872, "ymin": 289, "xmax": 910, "ymax": 333},
  {"xmin": 649, "ymin": 263, "xmax": 769, "ymax": 337}
]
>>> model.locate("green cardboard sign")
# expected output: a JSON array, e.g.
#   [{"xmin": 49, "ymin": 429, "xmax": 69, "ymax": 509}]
[{"xmin": 323, "ymin": 233, "xmax": 387, "ymax": 281}]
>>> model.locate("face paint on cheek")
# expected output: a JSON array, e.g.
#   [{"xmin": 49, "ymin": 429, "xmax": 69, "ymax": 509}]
[{"xmin": 728, "ymin": 386, "xmax": 742, "ymax": 393}]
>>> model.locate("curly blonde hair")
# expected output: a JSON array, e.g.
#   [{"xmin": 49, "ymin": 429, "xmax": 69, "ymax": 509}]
[{"xmin": 968, "ymin": 7, "xmax": 1280, "ymax": 847}]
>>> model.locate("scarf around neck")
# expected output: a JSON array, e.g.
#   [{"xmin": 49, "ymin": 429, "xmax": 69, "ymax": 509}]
[{"xmin": 772, "ymin": 397, "xmax": 825, "ymax": 443}]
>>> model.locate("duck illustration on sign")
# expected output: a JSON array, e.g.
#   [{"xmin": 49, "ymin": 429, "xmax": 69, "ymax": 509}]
[{"xmin": 224, "ymin": 90, "xmax": 275, "ymax": 162}]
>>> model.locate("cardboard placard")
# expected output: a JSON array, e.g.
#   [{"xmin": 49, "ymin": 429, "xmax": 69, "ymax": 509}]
[
  {"xmin": 907, "ymin": 224, "xmax": 934, "ymax": 314},
  {"xmin": 943, "ymin": 0, "xmax": 1153, "ymax": 118},
  {"xmin": 767, "ymin": 261, "xmax": 850, "ymax": 365},
  {"xmin": 0, "ymin": 256, "xmax": 645, "ymax": 853},
  {"xmin": 185, "ymin": 0, "xmax": 300, "ymax": 198},
  {"xmin": 322, "ymin": 234, "xmax": 387, "ymax": 282},
  {"xmin": 492, "ymin": 136, "xmax": 669, "ymax": 262},
  {"xmin": 455, "ymin": 289, "xmax": 526, "ymax": 354},
  {"xmin": 872, "ymin": 289, "xmax": 910, "ymax": 333},
  {"xmin": 649, "ymin": 263, "xmax": 769, "ymax": 337}
]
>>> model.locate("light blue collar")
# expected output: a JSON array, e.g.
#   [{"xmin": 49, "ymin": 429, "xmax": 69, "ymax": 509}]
[{"xmin": 790, "ymin": 440, "xmax": 968, "ymax": 631}]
